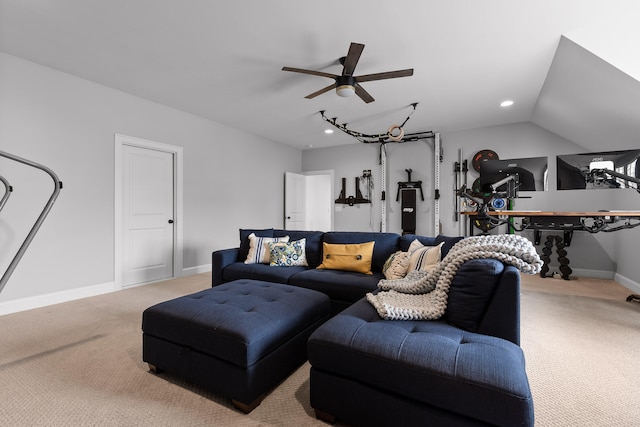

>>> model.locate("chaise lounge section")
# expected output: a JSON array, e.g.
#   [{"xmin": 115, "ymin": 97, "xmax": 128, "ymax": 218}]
[{"xmin": 308, "ymin": 259, "xmax": 534, "ymax": 426}]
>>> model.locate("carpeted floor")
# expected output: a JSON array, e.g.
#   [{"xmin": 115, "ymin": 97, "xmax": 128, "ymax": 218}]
[
  {"xmin": 0, "ymin": 272, "xmax": 639, "ymax": 426},
  {"xmin": 520, "ymin": 276, "xmax": 640, "ymax": 426}
]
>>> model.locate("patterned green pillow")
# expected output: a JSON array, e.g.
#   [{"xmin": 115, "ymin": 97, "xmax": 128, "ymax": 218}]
[{"xmin": 268, "ymin": 238, "xmax": 308, "ymax": 267}]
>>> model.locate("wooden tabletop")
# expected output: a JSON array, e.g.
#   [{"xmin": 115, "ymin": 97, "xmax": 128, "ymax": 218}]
[{"xmin": 462, "ymin": 211, "xmax": 640, "ymax": 217}]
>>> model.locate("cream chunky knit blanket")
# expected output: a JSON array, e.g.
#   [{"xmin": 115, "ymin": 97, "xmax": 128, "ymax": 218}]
[{"xmin": 366, "ymin": 234, "xmax": 543, "ymax": 320}]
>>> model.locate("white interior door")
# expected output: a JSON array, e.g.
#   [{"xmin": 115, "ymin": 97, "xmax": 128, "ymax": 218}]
[
  {"xmin": 285, "ymin": 172, "xmax": 306, "ymax": 230},
  {"xmin": 285, "ymin": 171, "xmax": 333, "ymax": 231},
  {"xmin": 305, "ymin": 174, "xmax": 332, "ymax": 231},
  {"xmin": 122, "ymin": 145, "xmax": 175, "ymax": 286}
]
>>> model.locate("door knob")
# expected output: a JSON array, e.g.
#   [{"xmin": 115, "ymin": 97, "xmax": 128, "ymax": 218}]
[{"xmin": 168, "ymin": 219, "xmax": 174, "ymax": 224}]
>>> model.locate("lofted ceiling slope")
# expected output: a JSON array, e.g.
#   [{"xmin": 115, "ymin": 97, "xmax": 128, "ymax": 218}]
[
  {"xmin": 0, "ymin": 1, "xmax": 638, "ymax": 150},
  {"xmin": 532, "ymin": 36, "xmax": 640, "ymax": 152}
]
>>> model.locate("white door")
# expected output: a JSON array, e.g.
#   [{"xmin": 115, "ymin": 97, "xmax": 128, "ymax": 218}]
[
  {"xmin": 285, "ymin": 172, "xmax": 306, "ymax": 230},
  {"xmin": 122, "ymin": 145, "xmax": 175, "ymax": 286},
  {"xmin": 285, "ymin": 171, "xmax": 333, "ymax": 231},
  {"xmin": 305, "ymin": 174, "xmax": 332, "ymax": 231}
]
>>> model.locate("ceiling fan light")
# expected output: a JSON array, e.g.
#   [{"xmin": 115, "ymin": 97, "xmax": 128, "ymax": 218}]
[{"xmin": 336, "ymin": 85, "xmax": 355, "ymax": 97}]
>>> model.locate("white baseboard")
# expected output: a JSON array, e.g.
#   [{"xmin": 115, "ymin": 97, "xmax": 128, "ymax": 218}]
[
  {"xmin": 545, "ymin": 266, "xmax": 614, "ymax": 280},
  {"xmin": 569, "ymin": 268, "xmax": 615, "ymax": 280},
  {"xmin": 0, "ymin": 266, "xmax": 212, "ymax": 316},
  {"xmin": 613, "ymin": 273, "xmax": 640, "ymax": 295},
  {"xmin": 0, "ymin": 281, "xmax": 115, "ymax": 316},
  {"xmin": 183, "ymin": 264, "xmax": 211, "ymax": 275}
]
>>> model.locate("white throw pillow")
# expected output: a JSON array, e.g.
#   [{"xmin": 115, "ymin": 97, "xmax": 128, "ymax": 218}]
[
  {"xmin": 407, "ymin": 241, "xmax": 443, "ymax": 273},
  {"xmin": 382, "ymin": 251, "xmax": 411, "ymax": 279},
  {"xmin": 245, "ymin": 233, "xmax": 290, "ymax": 264}
]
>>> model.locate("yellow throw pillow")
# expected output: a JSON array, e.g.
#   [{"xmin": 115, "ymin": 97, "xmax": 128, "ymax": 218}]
[{"xmin": 317, "ymin": 241, "xmax": 375, "ymax": 275}]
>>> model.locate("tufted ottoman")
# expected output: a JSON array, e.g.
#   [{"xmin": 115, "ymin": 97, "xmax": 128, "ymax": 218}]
[
  {"xmin": 308, "ymin": 298, "xmax": 534, "ymax": 427},
  {"xmin": 142, "ymin": 279, "xmax": 330, "ymax": 413}
]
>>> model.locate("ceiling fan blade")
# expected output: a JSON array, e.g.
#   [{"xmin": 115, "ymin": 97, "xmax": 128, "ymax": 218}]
[
  {"xmin": 342, "ymin": 43, "xmax": 365, "ymax": 76},
  {"xmin": 354, "ymin": 84, "xmax": 375, "ymax": 103},
  {"xmin": 282, "ymin": 67, "xmax": 337, "ymax": 79},
  {"xmin": 355, "ymin": 69, "xmax": 414, "ymax": 83},
  {"xmin": 305, "ymin": 83, "xmax": 337, "ymax": 99}
]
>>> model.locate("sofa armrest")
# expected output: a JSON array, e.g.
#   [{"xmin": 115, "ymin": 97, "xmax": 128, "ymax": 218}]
[{"xmin": 211, "ymin": 248, "xmax": 240, "ymax": 286}]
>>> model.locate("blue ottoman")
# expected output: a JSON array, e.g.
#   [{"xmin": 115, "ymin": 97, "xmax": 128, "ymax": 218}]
[{"xmin": 142, "ymin": 279, "xmax": 330, "ymax": 413}]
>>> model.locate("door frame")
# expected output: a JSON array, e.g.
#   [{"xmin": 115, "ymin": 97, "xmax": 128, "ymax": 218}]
[{"xmin": 114, "ymin": 134, "xmax": 183, "ymax": 290}]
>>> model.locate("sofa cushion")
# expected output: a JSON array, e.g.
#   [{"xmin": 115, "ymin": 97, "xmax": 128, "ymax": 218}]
[
  {"xmin": 239, "ymin": 228, "xmax": 273, "ymax": 262},
  {"xmin": 274, "ymin": 230, "xmax": 324, "ymax": 268},
  {"xmin": 317, "ymin": 241, "xmax": 375, "ymax": 275},
  {"xmin": 288, "ymin": 268, "xmax": 382, "ymax": 304},
  {"xmin": 400, "ymin": 234, "xmax": 463, "ymax": 259},
  {"xmin": 322, "ymin": 232, "xmax": 400, "ymax": 272},
  {"xmin": 445, "ymin": 258, "xmax": 505, "ymax": 332},
  {"xmin": 223, "ymin": 262, "xmax": 309, "ymax": 284},
  {"xmin": 308, "ymin": 298, "xmax": 533, "ymax": 426}
]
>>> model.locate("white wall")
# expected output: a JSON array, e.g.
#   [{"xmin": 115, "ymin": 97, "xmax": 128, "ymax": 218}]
[
  {"xmin": 0, "ymin": 52, "xmax": 300, "ymax": 311},
  {"xmin": 303, "ymin": 121, "xmax": 640, "ymax": 286}
]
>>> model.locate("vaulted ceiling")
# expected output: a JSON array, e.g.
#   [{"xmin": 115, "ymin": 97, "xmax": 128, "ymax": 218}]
[{"xmin": 1, "ymin": 1, "xmax": 638, "ymax": 151}]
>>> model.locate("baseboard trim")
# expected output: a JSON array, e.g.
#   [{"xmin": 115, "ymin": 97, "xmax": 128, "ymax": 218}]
[
  {"xmin": 183, "ymin": 264, "xmax": 211, "ymax": 275},
  {"xmin": 0, "ymin": 282, "xmax": 115, "ymax": 316},
  {"xmin": 613, "ymin": 273, "xmax": 640, "ymax": 295},
  {"xmin": 0, "ymin": 266, "xmax": 211, "ymax": 316},
  {"xmin": 569, "ymin": 268, "xmax": 615, "ymax": 280}
]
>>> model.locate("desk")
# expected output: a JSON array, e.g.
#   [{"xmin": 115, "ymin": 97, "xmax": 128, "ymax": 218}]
[
  {"xmin": 463, "ymin": 210, "xmax": 640, "ymax": 245},
  {"xmin": 463, "ymin": 210, "xmax": 640, "ymax": 280}
]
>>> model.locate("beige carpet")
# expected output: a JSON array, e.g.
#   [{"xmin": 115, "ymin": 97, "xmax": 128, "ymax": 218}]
[
  {"xmin": 0, "ymin": 272, "xmax": 639, "ymax": 426},
  {"xmin": 520, "ymin": 275, "xmax": 640, "ymax": 426}
]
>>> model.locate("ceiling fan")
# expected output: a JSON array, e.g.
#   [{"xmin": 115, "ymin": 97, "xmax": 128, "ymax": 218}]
[{"xmin": 282, "ymin": 42, "xmax": 414, "ymax": 103}]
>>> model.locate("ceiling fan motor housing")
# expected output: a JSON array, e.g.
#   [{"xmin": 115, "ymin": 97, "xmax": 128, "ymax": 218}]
[{"xmin": 336, "ymin": 75, "xmax": 356, "ymax": 97}]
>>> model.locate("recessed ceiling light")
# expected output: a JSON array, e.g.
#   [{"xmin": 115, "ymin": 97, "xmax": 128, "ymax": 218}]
[
  {"xmin": 324, "ymin": 129, "xmax": 334, "ymax": 134},
  {"xmin": 500, "ymin": 100, "xmax": 514, "ymax": 107}
]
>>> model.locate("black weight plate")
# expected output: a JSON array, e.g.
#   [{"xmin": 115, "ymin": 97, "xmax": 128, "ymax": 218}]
[{"xmin": 472, "ymin": 149, "xmax": 499, "ymax": 172}]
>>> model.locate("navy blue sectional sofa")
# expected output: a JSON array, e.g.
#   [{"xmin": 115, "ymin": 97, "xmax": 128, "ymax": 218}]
[
  {"xmin": 212, "ymin": 228, "xmax": 462, "ymax": 315},
  {"xmin": 211, "ymin": 229, "xmax": 534, "ymax": 426}
]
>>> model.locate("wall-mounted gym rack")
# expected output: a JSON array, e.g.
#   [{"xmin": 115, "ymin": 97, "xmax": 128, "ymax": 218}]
[{"xmin": 319, "ymin": 105, "xmax": 441, "ymax": 234}]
